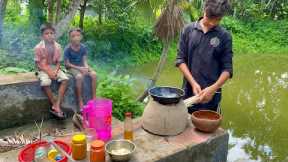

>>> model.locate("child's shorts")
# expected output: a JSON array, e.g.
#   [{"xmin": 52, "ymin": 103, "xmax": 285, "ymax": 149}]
[
  {"xmin": 37, "ymin": 70, "xmax": 69, "ymax": 86},
  {"xmin": 68, "ymin": 68, "xmax": 82, "ymax": 76}
]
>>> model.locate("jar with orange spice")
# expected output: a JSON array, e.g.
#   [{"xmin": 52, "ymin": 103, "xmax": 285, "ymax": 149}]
[{"xmin": 90, "ymin": 140, "xmax": 105, "ymax": 162}]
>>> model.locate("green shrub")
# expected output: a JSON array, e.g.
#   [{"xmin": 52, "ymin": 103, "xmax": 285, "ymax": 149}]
[
  {"xmin": 75, "ymin": 16, "xmax": 162, "ymax": 66},
  {"xmin": 97, "ymin": 73, "xmax": 144, "ymax": 121},
  {"xmin": 221, "ymin": 17, "xmax": 288, "ymax": 55}
]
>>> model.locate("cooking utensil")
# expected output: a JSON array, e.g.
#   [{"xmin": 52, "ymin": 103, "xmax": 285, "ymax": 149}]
[
  {"xmin": 142, "ymin": 86, "xmax": 200, "ymax": 136},
  {"xmin": 46, "ymin": 137, "xmax": 76, "ymax": 162},
  {"xmin": 148, "ymin": 86, "xmax": 184, "ymax": 105},
  {"xmin": 191, "ymin": 110, "xmax": 222, "ymax": 133},
  {"xmin": 105, "ymin": 139, "xmax": 136, "ymax": 161}
]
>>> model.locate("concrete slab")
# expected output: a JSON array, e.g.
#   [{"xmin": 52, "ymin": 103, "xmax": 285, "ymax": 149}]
[
  {"xmin": 0, "ymin": 117, "xmax": 229, "ymax": 162},
  {"xmin": 125, "ymin": 118, "xmax": 228, "ymax": 162},
  {"xmin": 0, "ymin": 73, "xmax": 38, "ymax": 86},
  {"xmin": 0, "ymin": 117, "xmax": 122, "ymax": 161}
]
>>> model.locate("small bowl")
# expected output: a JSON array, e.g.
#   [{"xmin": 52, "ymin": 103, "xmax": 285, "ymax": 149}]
[
  {"xmin": 105, "ymin": 139, "xmax": 136, "ymax": 161},
  {"xmin": 191, "ymin": 110, "xmax": 222, "ymax": 133}
]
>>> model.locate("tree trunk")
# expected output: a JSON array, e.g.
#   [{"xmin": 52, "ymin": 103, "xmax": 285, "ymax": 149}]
[
  {"xmin": 47, "ymin": 0, "xmax": 54, "ymax": 23},
  {"xmin": 29, "ymin": 0, "xmax": 45, "ymax": 31},
  {"xmin": 79, "ymin": 0, "xmax": 88, "ymax": 29},
  {"xmin": 98, "ymin": 11, "xmax": 102, "ymax": 24},
  {"xmin": 0, "ymin": 0, "xmax": 8, "ymax": 44},
  {"xmin": 137, "ymin": 41, "xmax": 170, "ymax": 102},
  {"xmin": 55, "ymin": 0, "xmax": 61, "ymax": 24},
  {"xmin": 55, "ymin": 0, "xmax": 81, "ymax": 39},
  {"xmin": 233, "ymin": 6, "xmax": 237, "ymax": 18},
  {"xmin": 96, "ymin": 0, "xmax": 103, "ymax": 24}
]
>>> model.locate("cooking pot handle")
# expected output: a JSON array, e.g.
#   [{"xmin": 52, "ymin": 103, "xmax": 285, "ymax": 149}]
[{"xmin": 183, "ymin": 96, "xmax": 200, "ymax": 107}]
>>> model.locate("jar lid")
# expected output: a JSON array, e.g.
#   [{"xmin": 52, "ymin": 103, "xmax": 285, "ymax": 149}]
[
  {"xmin": 91, "ymin": 140, "xmax": 105, "ymax": 149},
  {"xmin": 125, "ymin": 112, "xmax": 132, "ymax": 117},
  {"xmin": 48, "ymin": 149, "xmax": 58, "ymax": 160},
  {"xmin": 72, "ymin": 134, "xmax": 86, "ymax": 143}
]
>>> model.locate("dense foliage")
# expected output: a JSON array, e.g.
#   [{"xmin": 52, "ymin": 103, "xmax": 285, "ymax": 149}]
[
  {"xmin": 97, "ymin": 73, "xmax": 144, "ymax": 121},
  {"xmin": 0, "ymin": 0, "xmax": 287, "ymax": 119}
]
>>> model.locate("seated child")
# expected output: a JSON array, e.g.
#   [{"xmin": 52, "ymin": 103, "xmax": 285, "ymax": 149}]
[
  {"xmin": 64, "ymin": 28, "xmax": 97, "ymax": 111},
  {"xmin": 34, "ymin": 23, "xmax": 68, "ymax": 118}
]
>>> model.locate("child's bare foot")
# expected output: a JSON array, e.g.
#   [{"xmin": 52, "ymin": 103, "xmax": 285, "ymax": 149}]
[
  {"xmin": 50, "ymin": 105, "xmax": 64, "ymax": 118},
  {"xmin": 52, "ymin": 104, "xmax": 61, "ymax": 112},
  {"xmin": 79, "ymin": 100, "xmax": 84, "ymax": 110}
]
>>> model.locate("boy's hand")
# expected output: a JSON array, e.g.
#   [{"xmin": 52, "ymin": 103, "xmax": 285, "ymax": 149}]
[
  {"xmin": 52, "ymin": 70, "xmax": 58, "ymax": 79},
  {"xmin": 191, "ymin": 82, "xmax": 202, "ymax": 95},
  {"xmin": 79, "ymin": 67, "xmax": 89, "ymax": 74},
  {"xmin": 48, "ymin": 73, "xmax": 57, "ymax": 80},
  {"xmin": 47, "ymin": 70, "xmax": 57, "ymax": 80},
  {"xmin": 199, "ymin": 86, "xmax": 217, "ymax": 103}
]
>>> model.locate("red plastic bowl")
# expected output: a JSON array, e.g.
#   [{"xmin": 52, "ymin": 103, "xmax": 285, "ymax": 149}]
[{"xmin": 18, "ymin": 140, "xmax": 71, "ymax": 162}]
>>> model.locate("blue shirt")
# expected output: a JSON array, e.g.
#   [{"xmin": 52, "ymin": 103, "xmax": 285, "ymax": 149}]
[{"xmin": 64, "ymin": 44, "xmax": 87, "ymax": 66}]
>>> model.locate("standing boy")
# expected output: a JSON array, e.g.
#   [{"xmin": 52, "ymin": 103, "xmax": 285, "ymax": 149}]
[{"xmin": 176, "ymin": 0, "xmax": 233, "ymax": 113}]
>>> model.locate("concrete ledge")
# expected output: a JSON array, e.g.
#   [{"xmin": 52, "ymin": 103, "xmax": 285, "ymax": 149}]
[
  {"xmin": 0, "ymin": 72, "xmax": 93, "ymax": 129},
  {"xmin": 0, "ymin": 117, "xmax": 122, "ymax": 161},
  {"xmin": 0, "ymin": 117, "xmax": 228, "ymax": 162},
  {"xmin": 120, "ymin": 118, "xmax": 228, "ymax": 162}
]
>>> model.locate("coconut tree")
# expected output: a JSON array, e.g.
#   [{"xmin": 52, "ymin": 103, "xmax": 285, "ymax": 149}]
[
  {"xmin": 79, "ymin": 0, "xmax": 89, "ymax": 29},
  {"xmin": 38, "ymin": 0, "xmax": 81, "ymax": 38},
  {"xmin": 55, "ymin": 0, "xmax": 62, "ymax": 24},
  {"xmin": 28, "ymin": 0, "xmax": 46, "ymax": 31},
  {"xmin": 55, "ymin": 0, "xmax": 81, "ymax": 39},
  {"xmin": 47, "ymin": 0, "xmax": 54, "ymax": 23},
  {"xmin": 137, "ymin": 0, "xmax": 184, "ymax": 101}
]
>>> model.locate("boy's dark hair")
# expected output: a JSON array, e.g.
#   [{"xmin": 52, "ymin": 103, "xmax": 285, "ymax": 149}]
[
  {"xmin": 69, "ymin": 28, "xmax": 83, "ymax": 36},
  {"xmin": 204, "ymin": 0, "xmax": 231, "ymax": 18},
  {"xmin": 40, "ymin": 23, "xmax": 55, "ymax": 35}
]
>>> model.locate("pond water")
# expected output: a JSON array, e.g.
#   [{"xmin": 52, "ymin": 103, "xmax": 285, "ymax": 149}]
[{"xmin": 125, "ymin": 54, "xmax": 288, "ymax": 162}]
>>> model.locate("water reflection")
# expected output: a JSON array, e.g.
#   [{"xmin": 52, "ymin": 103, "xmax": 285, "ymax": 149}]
[
  {"xmin": 227, "ymin": 129, "xmax": 276, "ymax": 162},
  {"xmin": 223, "ymin": 61, "xmax": 288, "ymax": 161}
]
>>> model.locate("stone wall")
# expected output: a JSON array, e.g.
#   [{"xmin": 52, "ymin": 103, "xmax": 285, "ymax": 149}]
[{"xmin": 0, "ymin": 72, "xmax": 93, "ymax": 129}]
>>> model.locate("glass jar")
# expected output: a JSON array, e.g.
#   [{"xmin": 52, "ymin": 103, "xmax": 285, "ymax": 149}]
[
  {"xmin": 72, "ymin": 134, "xmax": 87, "ymax": 160},
  {"xmin": 90, "ymin": 140, "xmax": 105, "ymax": 162},
  {"xmin": 124, "ymin": 112, "xmax": 133, "ymax": 141},
  {"xmin": 85, "ymin": 128, "xmax": 97, "ymax": 151}
]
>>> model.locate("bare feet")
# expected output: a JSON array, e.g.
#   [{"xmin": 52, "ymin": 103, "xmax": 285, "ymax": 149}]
[
  {"xmin": 79, "ymin": 100, "xmax": 84, "ymax": 110},
  {"xmin": 52, "ymin": 104, "xmax": 61, "ymax": 113},
  {"xmin": 51, "ymin": 105, "xmax": 64, "ymax": 118}
]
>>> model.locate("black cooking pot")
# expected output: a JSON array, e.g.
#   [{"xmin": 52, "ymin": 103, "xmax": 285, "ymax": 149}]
[{"xmin": 149, "ymin": 86, "xmax": 185, "ymax": 105}]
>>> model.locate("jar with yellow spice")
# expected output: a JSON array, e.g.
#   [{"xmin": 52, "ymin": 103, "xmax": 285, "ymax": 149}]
[{"xmin": 72, "ymin": 134, "xmax": 87, "ymax": 160}]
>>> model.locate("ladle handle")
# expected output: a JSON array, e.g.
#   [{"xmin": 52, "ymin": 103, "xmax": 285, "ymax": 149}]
[{"xmin": 183, "ymin": 96, "xmax": 199, "ymax": 107}]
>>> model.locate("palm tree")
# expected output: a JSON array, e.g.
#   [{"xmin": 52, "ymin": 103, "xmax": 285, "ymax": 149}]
[
  {"xmin": 55, "ymin": 0, "xmax": 62, "ymax": 24},
  {"xmin": 55, "ymin": 0, "xmax": 81, "ymax": 39},
  {"xmin": 137, "ymin": 0, "xmax": 184, "ymax": 101},
  {"xmin": 47, "ymin": 0, "xmax": 53, "ymax": 23},
  {"xmin": 79, "ymin": 0, "xmax": 89, "ymax": 29}
]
